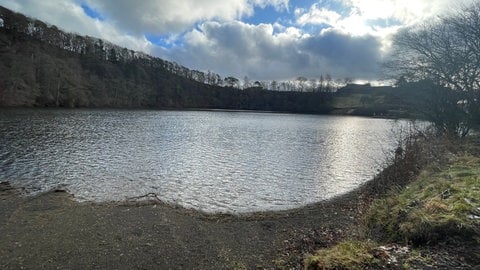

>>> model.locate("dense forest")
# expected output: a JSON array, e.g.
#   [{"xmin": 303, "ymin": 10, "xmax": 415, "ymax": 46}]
[{"xmin": 0, "ymin": 6, "xmax": 335, "ymax": 113}]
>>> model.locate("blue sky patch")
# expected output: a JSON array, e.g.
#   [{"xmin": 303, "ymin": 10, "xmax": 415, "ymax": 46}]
[
  {"xmin": 293, "ymin": 0, "xmax": 321, "ymax": 10},
  {"xmin": 81, "ymin": 3, "xmax": 104, "ymax": 21},
  {"xmin": 146, "ymin": 33, "xmax": 183, "ymax": 49},
  {"xmin": 244, "ymin": 5, "xmax": 286, "ymax": 25}
]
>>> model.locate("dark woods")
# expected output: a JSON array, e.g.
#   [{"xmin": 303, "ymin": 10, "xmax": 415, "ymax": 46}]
[{"xmin": 0, "ymin": 6, "xmax": 331, "ymax": 113}]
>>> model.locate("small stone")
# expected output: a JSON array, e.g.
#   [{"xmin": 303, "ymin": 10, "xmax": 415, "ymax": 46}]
[
  {"xmin": 408, "ymin": 200, "xmax": 420, "ymax": 207},
  {"xmin": 467, "ymin": 214, "xmax": 480, "ymax": 220},
  {"xmin": 441, "ymin": 189, "xmax": 451, "ymax": 199}
]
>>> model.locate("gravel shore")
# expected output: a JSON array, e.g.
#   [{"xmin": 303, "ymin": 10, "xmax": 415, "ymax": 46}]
[{"xmin": 0, "ymin": 182, "xmax": 372, "ymax": 269}]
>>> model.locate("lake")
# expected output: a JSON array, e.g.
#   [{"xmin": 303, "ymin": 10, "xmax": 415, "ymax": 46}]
[{"xmin": 0, "ymin": 109, "xmax": 406, "ymax": 213}]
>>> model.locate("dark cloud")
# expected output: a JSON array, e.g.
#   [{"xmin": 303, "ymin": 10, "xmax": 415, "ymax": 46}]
[
  {"xmin": 300, "ymin": 30, "xmax": 382, "ymax": 79},
  {"xmin": 160, "ymin": 21, "xmax": 383, "ymax": 80}
]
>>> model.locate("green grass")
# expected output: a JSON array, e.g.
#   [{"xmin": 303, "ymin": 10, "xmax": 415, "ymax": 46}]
[
  {"xmin": 366, "ymin": 155, "xmax": 480, "ymax": 244},
  {"xmin": 305, "ymin": 240, "xmax": 435, "ymax": 270},
  {"xmin": 305, "ymin": 148, "xmax": 480, "ymax": 269},
  {"xmin": 329, "ymin": 92, "xmax": 412, "ymax": 118},
  {"xmin": 331, "ymin": 93, "xmax": 396, "ymax": 109},
  {"xmin": 331, "ymin": 94, "xmax": 365, "ymax": 109},
  {"xmin": 304, "ymin": 240, "xmax": 381, "ymax": 270}
]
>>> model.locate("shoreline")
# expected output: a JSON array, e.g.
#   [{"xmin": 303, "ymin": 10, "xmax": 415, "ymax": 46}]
[
  {"xmin": 3, "ymin": 177, "xmax": 375, "ymax": 219},
  {"xmin": 0, "ymin": 106, "xmax": 410, "ymax": 120},
  {"xmin": 0, "ymin": 179, "xmax": 374, "ymax": 269}
]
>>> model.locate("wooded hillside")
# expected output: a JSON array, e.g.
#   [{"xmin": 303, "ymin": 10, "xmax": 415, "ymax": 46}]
[{"xmin": 0, "ymin": 6, "xmax": 332, "ymax": 113}]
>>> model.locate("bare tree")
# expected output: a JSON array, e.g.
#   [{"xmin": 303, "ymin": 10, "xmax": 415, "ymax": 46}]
[
  {"xmin": 270, "ymin": 80, "xmax": 278, "ymax": 91},
  {"xmin": 224, "ymin": 76, "xmax": 239, "ymax": 88},
  {"xmin": 243, "ymin": 76, "xmax": 250, "ymax": 89},
  {"xmin": 318, "ymin": 74, "xmax": 325, "ymax": 92},
  {"xmin": 296, "ymin": 76, "xmax": 308, "ymax": 92},
  {"xmin": 343, "ymin": 77, "xmax": 353, "ymax": 85},
  {"xmin": 385, "ymin": 2, "xmax": 480, "ymax": 136},
  {"xmin": 325, "ymin": 74, "xmax": 333, "ymax": 92},
  {"xmin": 309, "ymin": 78, "xmax": 317, "ymax": 92}
]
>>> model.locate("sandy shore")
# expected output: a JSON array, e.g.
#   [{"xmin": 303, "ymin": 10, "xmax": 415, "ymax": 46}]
[{"xmin": 0, "ymin": 181, "xmax": 373, "ymax": 269}]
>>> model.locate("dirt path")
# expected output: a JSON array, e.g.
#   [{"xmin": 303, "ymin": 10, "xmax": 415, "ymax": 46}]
[{"xmin": 0, "ymin": 182, "xmax": 371, "ymax": 269}]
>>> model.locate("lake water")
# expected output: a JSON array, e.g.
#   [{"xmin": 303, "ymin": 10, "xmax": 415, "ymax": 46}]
[{"xmin": 0, "ymin": 109, "xmax": 406, "ymax": 213}]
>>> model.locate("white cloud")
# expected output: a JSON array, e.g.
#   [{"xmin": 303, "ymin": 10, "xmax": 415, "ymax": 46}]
[
  {"xmin": 0, "ymin": 0, "xmax": 291, "ymax": 52},
  {"xmin": 334, "ymin": 13, "xmax": 376, "ymax": 36},
  {"xmin": 252, "ymin": 0, "xmax": 289, "ymax": 11},
  {"xmin": 296, "ymin": 0, "xmax": 476, "ymax": 37},
  {"xmin": 296, "ymin": 5, "xmax": 341, "ymax": 26},
  {"xmin": 339, "ymin": 0, "xmax": 474, "ymax": 25},
  {"xmin": 85, "ymin": 0, "xmax": 290, "ymax": 35},
  {"xmin": 293, "ymin": 0, "xmax": 473, "ymax": 54},
  {"xmin": 0, "ymin": 0, "xmax": 153, "ymax": 52},
  {"xmin": 295, "ymin": 4, "xmax": 391, "ymax": 41},
  {"xmin": 342, "ymin": 0, "xmax": 396, "ymax": 20},
  {"xmin": 161, "ymin": 20, "xmax": 382, "ymax": 81}
]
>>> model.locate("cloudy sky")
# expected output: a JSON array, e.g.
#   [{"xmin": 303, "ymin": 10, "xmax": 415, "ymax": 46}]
[{"xmin": 0, "ymin": 0, "xmax": 472, "ymax": 81}]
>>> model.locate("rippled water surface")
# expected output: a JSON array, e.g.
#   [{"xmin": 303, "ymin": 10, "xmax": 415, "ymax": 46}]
[{"xmin": 0, "ymin": 109, "xmax": 405, "ymax": 212}]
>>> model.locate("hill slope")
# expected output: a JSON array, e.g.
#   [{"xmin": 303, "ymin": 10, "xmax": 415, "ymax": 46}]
[{"xmin": 0, "ymin": 6, "xmax": 332, "ymax": 113}]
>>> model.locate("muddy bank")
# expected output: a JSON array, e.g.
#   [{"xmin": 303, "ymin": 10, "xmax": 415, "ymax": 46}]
[{"xmin": 0, "ymin": 181, "xmax": 373, "ymax": 269}]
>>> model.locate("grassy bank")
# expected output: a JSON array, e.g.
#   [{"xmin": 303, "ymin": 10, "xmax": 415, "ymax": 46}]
[{"xmin": 305, "ymin": 136, "xmax": 480, "ymax": 269}]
